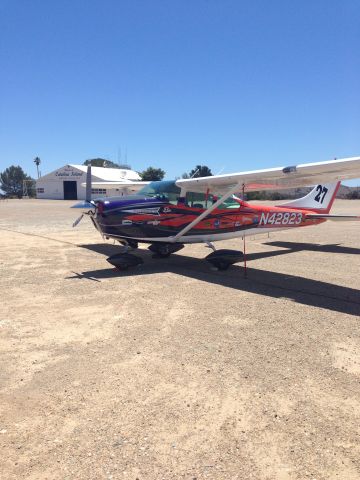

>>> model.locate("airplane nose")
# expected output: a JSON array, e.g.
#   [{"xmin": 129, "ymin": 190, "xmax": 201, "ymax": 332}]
[
  {"xmin": 96, "ymin": 201, "xmax": 104, "ymax": 215},
  {"xmin": 94, "ymin": 195, "xmax": 149, "ymax": 216}
]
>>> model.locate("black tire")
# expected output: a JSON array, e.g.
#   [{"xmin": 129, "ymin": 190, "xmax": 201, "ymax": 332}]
[{"xmin": 217, "ymin": 261, "xmax": 230, "ymax": 271}]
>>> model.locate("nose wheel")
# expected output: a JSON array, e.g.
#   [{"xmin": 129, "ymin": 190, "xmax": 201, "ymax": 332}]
[{"xmin": 106, "ymin": 253, "xmax": 143, "ymax": 270}]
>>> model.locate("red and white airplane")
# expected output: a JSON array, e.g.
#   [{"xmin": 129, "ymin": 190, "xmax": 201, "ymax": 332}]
[{"xmin": 75, "ymin": 156, "xmax": 360, "ymax": 270}]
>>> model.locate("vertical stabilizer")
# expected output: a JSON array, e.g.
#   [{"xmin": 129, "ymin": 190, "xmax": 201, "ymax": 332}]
[{"xmin": 277, "ymin": 181, "xmax": 340, "ymax": 213}]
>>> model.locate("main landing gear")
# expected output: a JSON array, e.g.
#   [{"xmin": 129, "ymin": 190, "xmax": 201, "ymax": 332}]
[{"xmin": 205, "ymin": 244, "xmax": 244, "ymax": 271}]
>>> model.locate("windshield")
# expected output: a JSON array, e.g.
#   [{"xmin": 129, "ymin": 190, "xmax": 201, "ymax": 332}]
[{"xmin": 138, "ymin": 181, "xmax": 181, "ymax": 203}]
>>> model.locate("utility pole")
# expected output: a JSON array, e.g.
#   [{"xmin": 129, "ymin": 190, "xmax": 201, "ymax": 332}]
[{"xmin": 34, "ymin": 157, "xmax": 41, "ymax": 178}]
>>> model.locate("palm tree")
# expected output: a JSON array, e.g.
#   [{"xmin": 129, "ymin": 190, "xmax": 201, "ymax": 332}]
[{"xmin": 34, "ymin": 157, "xmax": 41, "ymax": 178}]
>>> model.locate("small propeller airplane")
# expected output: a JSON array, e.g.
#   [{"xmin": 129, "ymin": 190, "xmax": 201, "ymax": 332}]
[{"xmin": 73, "ymin": 156, "xmax": 360, "ymax": 271}]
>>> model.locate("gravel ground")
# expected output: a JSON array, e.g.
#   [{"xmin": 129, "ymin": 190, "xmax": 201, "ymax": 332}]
[{"xmin": 0, "ymin": 198, "xmax": 359, "ymax": 480}]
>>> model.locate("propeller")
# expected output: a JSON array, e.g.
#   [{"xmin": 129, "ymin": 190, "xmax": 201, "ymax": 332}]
[
  {"xmin": 85, "ymin": 164, "xmax": 92, "ymax": 203},
  {"xmin": 72, "ymin": 213, "xmax": 85, "ymax": 227},
  {"xmin": 72, "ymin": 165, "xmax": 96, "ymax": 227}
]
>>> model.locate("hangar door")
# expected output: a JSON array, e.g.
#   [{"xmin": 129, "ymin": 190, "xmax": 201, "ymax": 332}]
[{"xmin": 63, "ymin": 181, "xmax": 77, "ymax": 200}]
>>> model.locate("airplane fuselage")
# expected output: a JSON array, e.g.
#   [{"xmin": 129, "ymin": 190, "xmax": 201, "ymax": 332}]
[{"xmin": 91, "ymin": 194, "xmax": 324, "ymax": 245}]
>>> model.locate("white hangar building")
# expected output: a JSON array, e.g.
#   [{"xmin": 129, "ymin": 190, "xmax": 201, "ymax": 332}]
[{"xmin": 36, "ymin": 164, "xmax": 143, "ymax": 200}]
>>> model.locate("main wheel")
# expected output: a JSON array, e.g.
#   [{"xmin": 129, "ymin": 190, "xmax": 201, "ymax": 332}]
[
  {"xmin": 216, "ymin": 261, "xmax": 231, "ymax": 271},
  {"xmin": 205, "ymin": 249, "xmax": 243, "ymax": 270}
]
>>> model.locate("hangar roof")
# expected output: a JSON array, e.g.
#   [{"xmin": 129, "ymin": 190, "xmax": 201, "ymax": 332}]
[
  {"xmin": 68, "ymin": 164, "xmax": 141, "ymax": 181},
  {"xmin": 37, "ymin": 164, "xmax": 142, "ymax": 182}
]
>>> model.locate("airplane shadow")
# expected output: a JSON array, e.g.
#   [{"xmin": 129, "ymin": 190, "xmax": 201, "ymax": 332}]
[
  {"xmin": 263, "ymin": 241, "xmax": 360, "ymax": 255},
  {"xmin": 69, "ymin": 242, "xmax": 360, "ymax": 317},
  {"xmin": 242, "ymin": 241, "xmax": 360, "ymax": 262}
]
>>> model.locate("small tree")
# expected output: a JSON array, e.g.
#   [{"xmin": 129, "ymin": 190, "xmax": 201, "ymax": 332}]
[
  {"xmin": 189, "ymin": 165, "xmax": 213, "ymax": 178},
  {"xmin": 140, "ymin": 167, "xmax": 165, "ymax": 181},
  {"xmin": 0, "ymin": 166, "xmax": 35, "ymax": 198},
  {"xmin": 83, "ymin": 158, "xmax": 121, "ymax": 168}
]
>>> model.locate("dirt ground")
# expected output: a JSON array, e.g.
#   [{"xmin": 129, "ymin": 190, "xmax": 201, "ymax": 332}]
[{"xmin": 0, "ymin": 198, "xmax": 359, "ymax": 480}]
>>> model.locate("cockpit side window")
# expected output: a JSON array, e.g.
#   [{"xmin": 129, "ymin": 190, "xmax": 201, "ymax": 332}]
[
  {"xmin": 185, "ymin": 191, "xmax": 213, "ymax": 208},
  {"xmin": 185, "ymin": 191, "xmax": 241, "ymax": 209}
]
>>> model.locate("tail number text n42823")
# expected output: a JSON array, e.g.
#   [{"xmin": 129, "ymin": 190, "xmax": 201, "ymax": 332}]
[{"xmin": 259, "ymin": 212, "xmax": 302, "ymax": 225}]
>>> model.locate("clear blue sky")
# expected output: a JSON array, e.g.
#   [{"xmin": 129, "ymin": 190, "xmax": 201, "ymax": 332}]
[{"xmin": 0, "ymin": 0, "xmax": 359, "ymax": 183}]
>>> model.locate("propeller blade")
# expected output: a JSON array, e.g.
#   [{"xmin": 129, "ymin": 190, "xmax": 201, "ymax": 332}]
[
  {"xmin": 72, "ymin": 214, "xmax": 84, "ymax": 227},
  {"xmin": 86, "ymin": 165, "xmax": 92, "ymax": 203}
]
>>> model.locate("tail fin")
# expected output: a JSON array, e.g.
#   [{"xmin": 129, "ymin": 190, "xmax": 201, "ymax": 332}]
[{"xmin": 277, "ymin": 181, "xmax": 340, "ymax": 213}]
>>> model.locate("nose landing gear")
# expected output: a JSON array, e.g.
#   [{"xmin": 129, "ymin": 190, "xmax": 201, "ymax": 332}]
[{"xmin": 106, "ymin": 253, "xmax": 144, "ymax": 270}]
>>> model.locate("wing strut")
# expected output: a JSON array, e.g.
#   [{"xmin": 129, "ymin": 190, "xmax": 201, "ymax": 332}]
[{"xmin": 171, "ymin": 183, "xmax": 241, "ymax": 242}]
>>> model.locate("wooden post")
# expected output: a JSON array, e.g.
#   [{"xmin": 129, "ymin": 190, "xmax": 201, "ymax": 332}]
[{"xmin": 242, "ymin": 184, "xmax": 247, "ymax": 278}]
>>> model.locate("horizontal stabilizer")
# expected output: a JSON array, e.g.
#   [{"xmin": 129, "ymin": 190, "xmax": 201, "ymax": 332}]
[{"xmin": 306, "ymin": 214, "xmax": 360, "ymax": 221}]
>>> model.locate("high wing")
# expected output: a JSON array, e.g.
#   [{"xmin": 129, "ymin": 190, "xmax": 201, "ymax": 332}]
[{"xmin": 176, "ymin": 156, "xmax": 360, "ymax": 194}]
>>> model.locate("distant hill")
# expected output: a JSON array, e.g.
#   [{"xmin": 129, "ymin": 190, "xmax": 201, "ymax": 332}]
[{"xmin": 337, "ymin": 185, "xmax": 360, "ymax": 199}]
